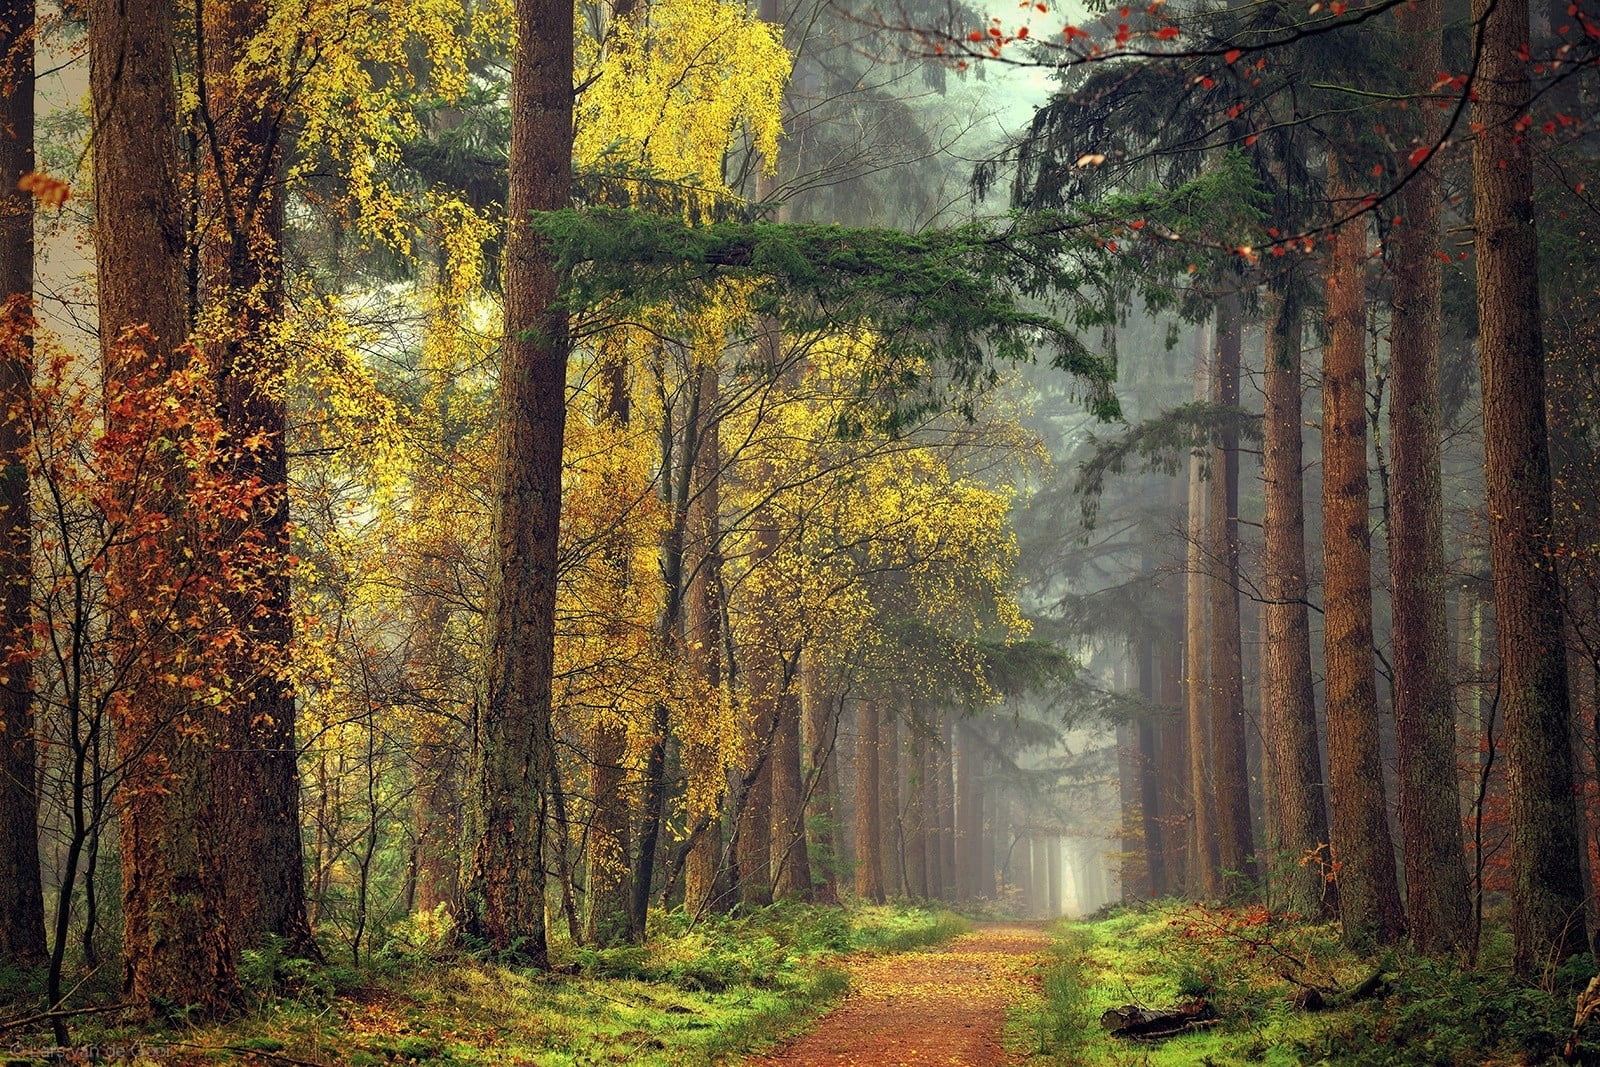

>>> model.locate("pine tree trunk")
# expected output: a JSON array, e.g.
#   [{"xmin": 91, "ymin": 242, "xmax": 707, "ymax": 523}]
[
  {"xmin": 1261, "ymin": 286, "xmax": 1335, "ymax": 919},
  {"xmin": 938, "ymin": 715, "xmax": 956, "ymax": 898},
  {"xmin": 1321, "ymin": 157, "xmax": 1405, "ymax": 948},
  {"xmin": 1185, "ymin": 323, "xmax": 1221, "ymax": 897},
  {"xmin": 0, "ymin": 0, "xmax": 43, "ymax": 969},
  {"xmin": 803, "ymin": 659, "xmax": 842, "ymax": 903},
  {"xmin": 685, "ymin": 363, "xmax": 729, "ymax": 915},
  {"xmin": 1160, "ymin": 554, "xmax": 1189, "ymax": 896},
  {"xmin": 904, "ymin": 726, "xmax": 928, "ymax": 900},
  {"xmin": 1468, "ymin": 0, "xmax": 1588, "ymax": 974},
  {"xmin": 957, "ymin": 723, "xmax": 983, "ymax": 900},
  {"xmin": 200, "ymin": 0, "xmax": 312, "ymax": 955},
  {"xmin": 853, "ymin": 700, "xmax": 885, "ymax": 903},
  {"xmin": 585, "ymin": 353, "xmax": 633, "ymax": 944},
  {"xmin": 1209, "ymin": 297, "xmax": 1257, "ymax": 892},
  {"xmin": 879, "ymin": 709, "xmax": 903, "ymax": 897},
  {"xmin": 1388, "ymin": 0, "xmax": 1472, "ymax": 957},
  {"xmin": 1137, "ymin": 638, "xmax": 1166, "ymax": 897},
  {"xmin": 922, "ymin": 723, "xmax": 943, "ymax": 899},
  {"xmin": 465, "ymin": 0, "xmax": 573, "ymax": 964},
  {"xmin": 92, "ymin": 0, "xmax": 238, "ymax": 1014},
  {"xmin": 772, "ymin": 677, "xmax": 812, "ymax": 899}
]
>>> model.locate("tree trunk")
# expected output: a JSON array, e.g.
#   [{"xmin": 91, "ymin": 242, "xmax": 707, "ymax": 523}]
[
  {"xmin": 853, "ymin": 700, "xmax": 885, "ymax": 903},
  {"xmin": 957, "ymin": 723, "xmax": 984, "ymax": 900},
  {"xmin": 92, "ymin": 0, "xmax": 238, "ymax": 1014},
  {"xmin": 1321, "ymin": 157, "xmax": 1405, "ymax": 949},
  {"xmin": 1137, "ymin": 638, "xmax": 1166, "ymax": 897},
  {"xmin": 1261, "ymin": 285, "xmax": 1335, "ymax": 919},
  {"xmin": 0, "ymin": 0, "xmax": 43, "ymax": 968},
  {"xmin": 880, "ymin": 707, "xmax": 905, "ymax": 897},
  {"xmin": 1159, "ymin": 549, "xmax": 1189, "ymax": 896},
  {"xmin": 802, "ymin": 657, "xmax": 842, "ymax": 903},
  {"xmin": 905, "ymin": 721, "xmax": 929, "ymax": 900},
  {"xmin": 465, "ymin": 0, "xmax": 573, "ymax": 964},
  {"xmin": 585, "ymin": 355, "xmax": 632, "ymax": 944},
  {"xmin": 1468, "ymin": 0, "xmax": 1588, "ymax": 975},
  {"xmin": 772, "ymin": 675, "xmax": 812, "ymax": 899},
  {"xmin": 1209, "ymin": 295, "xmax": 1257, "ymax": 891},
  {"xmin": 1185, "ymin": 322, "xmax": 1221, "ymax": 897},
  {"xmin": 922, "ymin": 720, "xmax": 943, "ymax": 899},
  {"xmin": 1388, "ymin": 0, "xmax": 1472, "ymax": 958},
  {"xmin": 685, "ymin": 363, "xmax": 728, "ymax": 915},
  {"xmin": 200, "ymin": 0, "xmax": 312, "ymax": 956}
]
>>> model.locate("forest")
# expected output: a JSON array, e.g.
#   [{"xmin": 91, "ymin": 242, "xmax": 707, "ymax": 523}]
[{"xmin": 0, "ymin": 0, "xmax": 1598, "ymax": 1061}]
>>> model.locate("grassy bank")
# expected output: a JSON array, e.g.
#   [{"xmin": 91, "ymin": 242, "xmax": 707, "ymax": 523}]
[
  {"xmin": 1014, "ymin": 903, "xmax": 1598, "ymax": 1065},
  {"xmin": 11, "ymin": 903, "xmax": 966, "ymax": 1066}
]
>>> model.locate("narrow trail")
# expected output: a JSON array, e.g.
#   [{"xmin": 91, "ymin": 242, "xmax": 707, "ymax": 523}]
[{"xmin": 745, "ymin": 921, "xmax": 1052, "ymax": 1067}]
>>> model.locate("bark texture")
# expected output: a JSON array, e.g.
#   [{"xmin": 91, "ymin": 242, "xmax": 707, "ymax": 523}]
[
  {"xmin": 1469, "ymin": 0, "xmax": 1588, "ymax": 975},
  {"xmin": 1260, "ymin": 287, "xmax": 1335, "ymax": 919},
  {"xmin": 92, "ymin": 0, "xmax": 239, "ymax": 1013},
  {"xmin": 1185, "ymin": 323, "xmax": 1221, "ymax": 897},
  {"xmin": 1388, "ymin": 0, "xmax": 1471, "ymax": 958},
  {"xmin": 0, "ymin": 0, "xmax": 42, "ymax": 969},
  {"xmin": 465, "ymin": 0, "xmax": 574, "ymax": 964},
  {"xmin": 1321, "ymin": 160, "xmax": 1404, "ymax": 949},
  {"xmin": 200, "ymin": 0, "xmax": 312, "ymax": 954},
  {"xmin": 1208, "ymin": 294, "xmax": 1257, "ymax": 891}
]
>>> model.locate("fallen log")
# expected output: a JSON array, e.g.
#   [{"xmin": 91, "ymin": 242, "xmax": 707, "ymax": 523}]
[{"xmin": 1100, "ymin": 999, "xmax": 1220, "ymax": 1040}]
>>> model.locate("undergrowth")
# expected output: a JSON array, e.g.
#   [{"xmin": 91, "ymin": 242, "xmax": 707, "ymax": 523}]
[
  {"xmin": 18, "ymin": 901, "xmax": 965, "ymax": 1066},
  {"xmin": 1018, "ymin": 902, "xmax": 1598, "ymax": 1066}
]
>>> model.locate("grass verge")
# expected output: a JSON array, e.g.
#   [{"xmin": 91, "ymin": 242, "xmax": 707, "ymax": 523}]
[
  {"xmin": 18, "ymin": 902, "xmax": 966, "ymax": 1067},
  {"xmin": 1012, "ymin": 902, "xmax": 1600, "ymax": 1066}
]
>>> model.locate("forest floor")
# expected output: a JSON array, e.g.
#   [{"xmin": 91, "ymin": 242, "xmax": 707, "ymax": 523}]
[
  {"xmin": 1018, "ymin": 902, "xmax": 1600, "ymax": 1065},
  {"xmin": 745, "ymin": 921, "xmax": 1050, "ymax": 1066}
]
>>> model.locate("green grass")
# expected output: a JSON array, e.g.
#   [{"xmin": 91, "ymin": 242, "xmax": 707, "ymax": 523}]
[
  {"xmin": 1012, "ymin": 902, "xmax": 1598, "ymax": 1066},
  {"xmin": 38, "ymin": 901, "xmax": 967, "ymax": 1066}
]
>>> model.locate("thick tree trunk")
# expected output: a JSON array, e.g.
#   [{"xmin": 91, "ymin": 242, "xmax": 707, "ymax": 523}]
[
  {"xmin": 1185, "ymin": 323, "xmax": 1221, "ymax": 897},
  {"xmin": 853, "ymin": 700, "xmax": 885, "ymax": 903},
  {"xmin": 1469, "ymin": 0, "xmax": 1588, "ymax": 975},
  {"xmin": 1388, "ymin": 0, "xmax": 1472, "ymax": 958},
  {"xmin": 0, "ymin": 0, "xmax": 43, "ymax": 969},
  {"xmin": 465, "ymin": 0, "xmax": 573, "ymax": 965},
  {"xmin": 1261, "ymin": 286, "xmax": 1335, "ymax": 919},
  {"xmin": 92, "ymin": 0, "xmax": 238, "ymax": 1014},
  {"xmin": 1322, "ymin": 158, "xmax": 1405, "ymax": 949},
  {"xmin": 200, "ymin": 0, "xmax": 312, "ymax": 956},
  {"xmin": 1209, "ymin": 295, "xmax": 1256, "ymax": 892}
]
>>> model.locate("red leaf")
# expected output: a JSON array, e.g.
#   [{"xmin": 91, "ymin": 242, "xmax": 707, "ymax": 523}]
[
  {"xmin": 1225, "ymin": 48, "xmax": 1242, "ymax": 63},
  {"xmin": 1154, "ymin": 24, "xmax": 1180, "ymax": 38},
  {"xmin": 1408, "ymin": 145, "xmax": 1430, "ymax": 167}
]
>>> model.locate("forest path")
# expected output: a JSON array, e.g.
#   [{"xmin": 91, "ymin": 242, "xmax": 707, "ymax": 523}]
[{"xmin": 744, "ymin": 921, "xmax": 1051, "ymax": 1067}]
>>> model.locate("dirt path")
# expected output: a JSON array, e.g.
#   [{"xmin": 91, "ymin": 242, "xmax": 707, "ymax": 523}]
[{"xmin": 745, "ymin": 922, "xmax": 1051, "ymax": 1067}]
